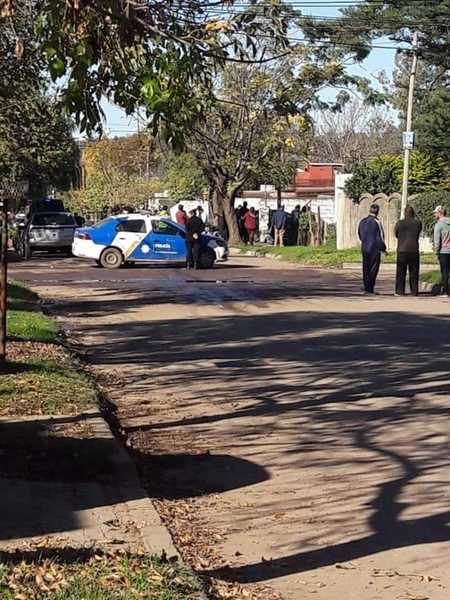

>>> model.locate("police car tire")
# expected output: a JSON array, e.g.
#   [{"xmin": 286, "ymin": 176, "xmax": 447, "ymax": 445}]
[
  {"xmin": 100, "ymin": 247, "xmax": 123, "ymax": 269},
  {"xmin": 199, "ymin": 248, "xmax": 216, "ymax": 269}
]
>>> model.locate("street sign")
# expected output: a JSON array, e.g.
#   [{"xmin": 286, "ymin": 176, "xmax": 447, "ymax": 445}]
[{"xmin": 402, "ymin": 132, "xmax": 415, "ymax": 150}]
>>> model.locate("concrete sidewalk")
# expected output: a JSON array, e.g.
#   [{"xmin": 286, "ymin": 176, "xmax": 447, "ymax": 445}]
[{"xmin": 0, "ymin": 410, "xmax": 176, "ymax": 556}]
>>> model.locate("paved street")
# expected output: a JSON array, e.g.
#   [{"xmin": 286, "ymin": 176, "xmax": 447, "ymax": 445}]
[{"xmin": 10, "ymin": 253, "xmax": 450, "ymax": 600}]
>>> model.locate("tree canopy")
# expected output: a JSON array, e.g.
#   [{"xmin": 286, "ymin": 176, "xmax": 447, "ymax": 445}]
[
  {"xmin": 345, "ymin": 151, "xmax": 449, "ymax": 201},
  {"xmin": 310, "ymin": 100, "xmax": 401, "ymax": 170},
  {"xmin": 163, "ymin": 153, "xmax": 207, "ymax": 204},
  {"xmin": 5, "ymin": 0, "xmax": 294, "ymax": 145},
  {"xmin": 1, "ymin": 0, "xmax": 79, "ymax": 195}
]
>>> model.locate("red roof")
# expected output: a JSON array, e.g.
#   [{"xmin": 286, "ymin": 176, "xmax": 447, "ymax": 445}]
[{"xmin": 295, "ymin": 163, "xmax": 343, "ymax": 190}]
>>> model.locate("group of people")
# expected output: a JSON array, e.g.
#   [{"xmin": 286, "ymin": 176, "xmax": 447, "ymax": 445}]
[
  {"xmin": 173, "ymin": 203, "xmax": 205, "ymax": 269},
  {"xmin": 236, "ymin": 202, "xmax": 259, "ymax": 245},
  {"xmin": 358, "ymin": 203, "xmax": 450, "ymax": 297}
]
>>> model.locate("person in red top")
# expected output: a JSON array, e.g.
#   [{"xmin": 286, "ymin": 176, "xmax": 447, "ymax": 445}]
[
  {"xmin": 175, "ymin": 204, "xmax": 187, "ymax": 226},
  {"xmin": 242, "ymin": 207, "xmax": 258, "ymax": 245}
]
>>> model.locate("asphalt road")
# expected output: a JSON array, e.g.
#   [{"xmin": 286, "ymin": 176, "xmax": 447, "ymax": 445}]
[{"xmin": 9, "ymin": 253, "xmax": 450, "ymax": 600}]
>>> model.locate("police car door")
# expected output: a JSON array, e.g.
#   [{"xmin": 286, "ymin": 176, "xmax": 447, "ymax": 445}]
[
  {"xmin": 113, "ymin": 217, "xmax": 148, "ymax": 260},
  {"xmin": 147, "ymin": 219, "xmax": 186, "ymax": 261}
]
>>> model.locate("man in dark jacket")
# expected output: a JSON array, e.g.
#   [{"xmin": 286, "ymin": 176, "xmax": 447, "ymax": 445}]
[
  {"xmin": 394, "ymin": 205, "xmax": 422, "ymax": 296},
  {"xmin": 272, "ymin": 206, "xmax": 288, "ymax": 247},
  {"xmin": 186, "ymin": 209, "xmax": 205, "ymax": 269},
  {"xmin": 358, "ymin": 204, "xmax": 386, "ymax": 294}
]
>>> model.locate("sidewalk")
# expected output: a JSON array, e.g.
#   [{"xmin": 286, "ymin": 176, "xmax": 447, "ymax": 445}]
[{"xmin": 0, "ymin": 409, "xmax": 175, "ymax": 556}]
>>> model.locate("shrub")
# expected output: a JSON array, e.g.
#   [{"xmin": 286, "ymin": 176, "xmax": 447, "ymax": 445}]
[
  {"xmin": 410, "ymin": 189, "xmax": 450, "ymax": 238},
  {"xmin": 344, "ymin": 151, "xmax": 449, "ymax": 201}
]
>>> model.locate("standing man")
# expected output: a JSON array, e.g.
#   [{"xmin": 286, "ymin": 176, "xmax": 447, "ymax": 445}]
[
  {"xmin": 176, "ymin": 204, "xmax": 187, "ymax": 226},
  {"xmin": 358, "ymin": 204, "xmax": 386, "ymax": 295},
  {"xmin": 271, "ymin": 206, "xmax": 288, "ymax": 247},
  {"xmin": 394, "ymin": 205, "xmax": 422, "ymax": 296},
  {"xmin": 159, "ymin": 204, "xmax": 169, "ymax": 217},
  {"xmin": 237, "ymin": 201, "xmax": 249, "ymax": 243},
  {"xmin": 433, "ymin": 205, "xmax": 450, "ymax": 297},
  {"xmin": 186, "ymin": 209, "xmax": 205, "ymax": 269},
  {"xmin": 291, "ymin": 204, "xmax": 301, "ymax": 245}
]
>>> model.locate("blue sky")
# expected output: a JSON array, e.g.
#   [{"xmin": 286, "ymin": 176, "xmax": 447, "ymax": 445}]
[{"xmin": 101, "ymin": 1, "xmax": 398, "ymax": 137}]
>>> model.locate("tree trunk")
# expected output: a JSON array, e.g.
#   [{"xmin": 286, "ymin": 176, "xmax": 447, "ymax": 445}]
[{"xmin": 222, "ymin": 193, "xmax": 241, "ymax": 246}]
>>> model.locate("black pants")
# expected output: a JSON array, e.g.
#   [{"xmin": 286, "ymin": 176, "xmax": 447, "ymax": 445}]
[
  {"xmin": 439, "ymin": 254, "xmax": 450, "ymax": 295},
  {"xmin": 186, "ymin": 238, "xmax": 201, "ymax": 268},
  {"xmin": 395, "ymin": 252, "xmax": 420, "ymax": 295},
  {"xmin": 362, "ymin": 251, "xmax": 381, "ymax": 293}
]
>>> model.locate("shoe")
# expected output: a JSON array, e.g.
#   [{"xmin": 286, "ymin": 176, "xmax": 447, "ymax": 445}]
[
  {"xmin": 394, "ymin": 293, "xmax": 404, "ymax": 297},
  {"xmin": 439, "ymin": 294, "xmax": 450, "ymax": 298}
]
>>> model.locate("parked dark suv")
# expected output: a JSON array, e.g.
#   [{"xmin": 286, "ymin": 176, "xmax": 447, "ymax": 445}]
[{"xmin": 18, "ymin": 212, "xmax": 77, "ymax": 258}]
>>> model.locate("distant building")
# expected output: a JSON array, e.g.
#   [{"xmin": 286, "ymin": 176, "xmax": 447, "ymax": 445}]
[
  {"xmin": 236, "ymin": 162, "xmax": 345, "ymax": 225},
  {"xmin": 294, "ymin": 163, "xmax": 344, "ymax": 198}
]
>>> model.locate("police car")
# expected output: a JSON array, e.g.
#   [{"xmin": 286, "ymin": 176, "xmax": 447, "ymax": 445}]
[{"xmin": 72, "ymin": 214, "xmax": 228, "ymax": 269}]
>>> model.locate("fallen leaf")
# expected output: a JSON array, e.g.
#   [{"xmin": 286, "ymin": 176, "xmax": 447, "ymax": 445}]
[{"xmin": 335, "ymin": 562, "xmax": 357, "ymax": 570}]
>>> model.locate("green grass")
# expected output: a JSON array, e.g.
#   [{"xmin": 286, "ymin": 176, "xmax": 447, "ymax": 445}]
[
  {"xmin": 238, "ymin": 240, "xmax": 438, "ymax": 268},
  {"xmin": 420, "ymin": 270, "xmax": 441, "ymax": 284},
  {"xmin": 2, "ymin": 280, "xmax": 95, "ymax": 416},
  {"xmin": 0, "ymin": 553, "xmax": 200, "ymax": 599},
  {"xmin": 0, "ymin": 344, "xmax": 96, "ymax": 416},
  {"xmin": 7, "ymin": 280, "xmax": 58, "ymax": 343}
]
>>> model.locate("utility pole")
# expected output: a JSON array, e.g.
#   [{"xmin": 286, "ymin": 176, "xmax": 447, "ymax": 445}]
[
  {"xmin": 0, "ymin": 180, "xmax": 27, "ymax": 362},
  {"xmin": 0, "ymin": 191, "xmax": 8, "ymax": 361},
  {"xmin": 400, "ymin": 31, "xmax": 419, "ymax": 218}
]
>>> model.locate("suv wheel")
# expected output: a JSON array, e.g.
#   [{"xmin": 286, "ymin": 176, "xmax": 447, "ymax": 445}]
[{"xmin": 100, "ymin": 247, "xmax": 123, "ymax": 269}]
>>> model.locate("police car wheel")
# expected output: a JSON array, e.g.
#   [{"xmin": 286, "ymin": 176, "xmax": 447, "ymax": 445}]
[
  {"xmin": 100, "ymin": 247, "xmax": 123, "ymax": 269},
  {"xmin": 199, "ymin": 248, "xmax": 216, "ymax": 269}
]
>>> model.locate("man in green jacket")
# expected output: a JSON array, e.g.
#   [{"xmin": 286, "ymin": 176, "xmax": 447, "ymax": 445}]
[{"xmin": 434, "ymin": 205, "xmax": 450, "ymax": 297}]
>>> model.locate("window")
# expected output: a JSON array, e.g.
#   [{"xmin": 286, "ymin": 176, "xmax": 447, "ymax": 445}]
[
  {"xmin": 32, "ymin": 213, "xmax": 76, "ymax": 226},
  {"xmin": 92, "ymin": 217, "xmax": 115, "ymax": 229},
  {"xmin": 152, "ymin": 220, "xmax": 183, "ymax": 236},
  {"xmin": 116, "ymin": 219, "xmax": 146, "ymax": 233}
]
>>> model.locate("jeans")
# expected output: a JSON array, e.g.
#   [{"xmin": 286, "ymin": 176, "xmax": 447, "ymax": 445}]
[
  {"xmin": 395, "ymin": 251, "xmax": 420, "ymax": 295},
  {"xmin": 186, "ymin": 239, "xmax": 201, "ymax": 268},
  {"xmin": 439, "ymin": 254, "xmax": 450, "ymax": 295},
  {"xmin": 362, "ymin": 251, "xmax": 381, "ymax": 293}
]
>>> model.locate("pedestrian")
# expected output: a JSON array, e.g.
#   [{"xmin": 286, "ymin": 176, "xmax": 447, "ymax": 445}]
[
  {"xmin": 271, "ymin": 206, "xmax": 288, "ymax": 247},
  {"xmin": 176, "ymin": 204, "xmax": 188, "ymax": 226},
  {"xmin": 358, "ymin": 204, "xmax": 386, "ymax": 295},
  {"xmin": 159, "ymin": 204, "xmax": 169, "ymax": 217},
  {"xmin": 433, "ymin": 205, "xmax": 450, "ymax": 297},
  {"xmin": 73, "ymin": 212, "xmax": 85, "ymax": 227},
  {"xmin": 242, "ymin": 207, "xmax": 258, "ymax": 245},
  {"xmin": 186, "ymin": 209, "xmax": 205, "ymax": 269},
  {"xmin": 394, "ymin": 205, "xmax": 422, "ymax": 296},
  {"xmin": 237, "ymin": 201, "xmax": 249, "ymax": 243},
  {"xmin": 291, "ymin": 204, "xmax": 301, "ymax": 245}
]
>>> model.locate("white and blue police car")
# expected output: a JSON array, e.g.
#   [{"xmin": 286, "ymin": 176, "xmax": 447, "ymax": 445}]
[{"xmin": 72, "ymin": 214, "xmax": 228, "ymax": 269}]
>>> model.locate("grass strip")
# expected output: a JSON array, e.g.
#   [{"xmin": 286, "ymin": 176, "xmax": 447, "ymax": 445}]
[
  {"xmin": 238, "ymin": 240, "xmax": 438, "ymax": 268},
  {"xmin": 3, "ymin": 281, "xmax": 94, "ymax": 416},
  {"xmin": 420, "ymin": 270, "xmax": 441, "ymax": 285},
  {"xmin": 7, "ymin": 280, "xmax": 58, "ymax": 343},
  {"xmin": 0, "ymin": 552, "xmax": 201, "ymax": 599}
]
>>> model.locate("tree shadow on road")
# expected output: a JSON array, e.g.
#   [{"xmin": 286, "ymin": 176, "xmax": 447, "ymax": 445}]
[
  {"xmin": 0, "ymin": 415, "xmax": 267, "ymax": 543},
  {"xmin": 85, "ymin": 309, "xmax": 450, "ymax": 584}
]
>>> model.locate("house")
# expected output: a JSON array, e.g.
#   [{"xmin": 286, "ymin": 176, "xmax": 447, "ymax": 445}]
[
  {"xmin": 237, "ymin": 162, "xmax": 345, "ymax": 225},
  {"xmin": 294, "ymin": 163, "xmax": 344, "ymax": 197}
]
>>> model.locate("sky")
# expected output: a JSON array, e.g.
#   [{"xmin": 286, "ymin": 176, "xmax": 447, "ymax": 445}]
[{"xmin": 100, "ymin": 1, "xmax": 398, "ymax": 138}]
